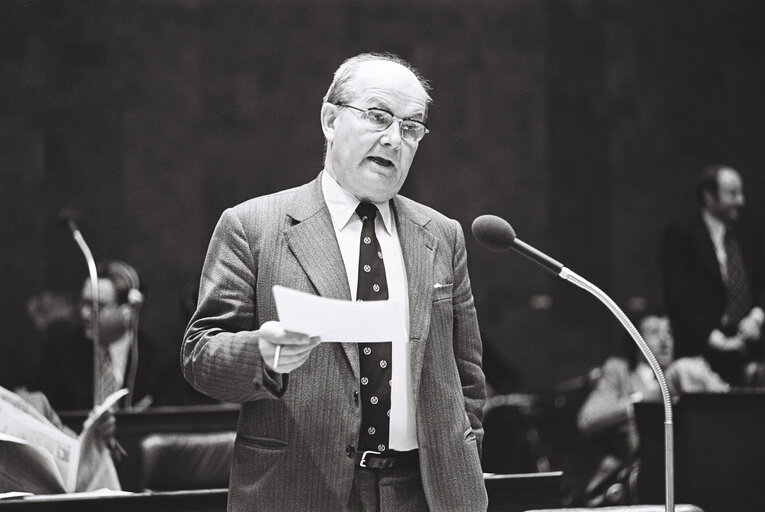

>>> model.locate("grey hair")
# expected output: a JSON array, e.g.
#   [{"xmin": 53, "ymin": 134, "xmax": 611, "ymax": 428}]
[{"xmin": 322, "ymin": 52, "xmax": 433, "ymax": 119}]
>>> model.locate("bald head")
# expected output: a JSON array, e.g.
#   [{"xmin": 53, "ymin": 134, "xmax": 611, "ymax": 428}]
[{"xmin": 323, "ymin": 53, "xmax": 432, "ymax": 119}]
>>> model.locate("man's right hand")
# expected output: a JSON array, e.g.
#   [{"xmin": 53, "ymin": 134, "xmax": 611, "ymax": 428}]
[{"xmin": 258, "ymin": 320, "xmax": 321, "ymax": 374}]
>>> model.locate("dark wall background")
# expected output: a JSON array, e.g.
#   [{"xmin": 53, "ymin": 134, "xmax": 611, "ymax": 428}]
[{"xmin": 2, "ymin": 0, "xmax": 764, "ymax": 395}]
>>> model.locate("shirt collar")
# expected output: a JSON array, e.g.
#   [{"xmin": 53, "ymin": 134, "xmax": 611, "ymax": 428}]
[
  {"xmin": 321, "ymin": 170, "xmax": 394, "ymax": 235},
  {"xmin": 702, "ymin": 209, "xmax": 726, "ymax": 246}
]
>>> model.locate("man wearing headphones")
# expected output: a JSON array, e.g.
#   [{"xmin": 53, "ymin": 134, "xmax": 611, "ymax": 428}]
[{"xmin": 33, "ymin": 260, "xmax": 180, "ymax": 411}]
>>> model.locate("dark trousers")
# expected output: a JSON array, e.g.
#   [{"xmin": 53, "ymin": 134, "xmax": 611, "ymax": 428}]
[{"xmin": 347, "ymin": 464, "xmax": 429, "ymax": 512}]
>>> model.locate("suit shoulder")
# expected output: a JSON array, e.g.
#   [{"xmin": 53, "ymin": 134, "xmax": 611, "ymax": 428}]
[
  {"xmin": 394, "ymin": 194, "xmax": 457, "ymax": 227},
  {"xmin": 228, "ymin": 183, "xmax": 308, "ymax": 216}
]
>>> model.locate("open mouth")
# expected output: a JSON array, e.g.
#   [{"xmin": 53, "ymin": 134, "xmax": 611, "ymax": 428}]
[{"xmin": 368, "ymin": 156, "xmax": 394, "ymax": 168}]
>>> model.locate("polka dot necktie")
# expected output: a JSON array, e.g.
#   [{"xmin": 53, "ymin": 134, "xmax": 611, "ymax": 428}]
[
  {"xmin": 722, "ymin": 228, "xmax": 751, "ymax": 329},
  {"xmin": 355, "ymin": 202, "xmax": 392, "ymax": 453}
]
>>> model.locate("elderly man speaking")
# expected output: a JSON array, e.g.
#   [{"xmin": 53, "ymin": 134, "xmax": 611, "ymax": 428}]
[{"xmin": 183, "ymin": 53, "xmax": 487, "ymax": 512}]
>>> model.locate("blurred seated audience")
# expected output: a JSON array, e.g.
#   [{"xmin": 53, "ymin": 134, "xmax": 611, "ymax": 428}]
[
  {"xmin": 1, "ymin": 385, "xmax": 121, "ymax": 493},
  {"xmin": 30, "ymin": 260, "xmax": 189, "ymax": 411},
  {"xmin": 576, "ymin": 314, "xmax": 729, "ymax": 506}
]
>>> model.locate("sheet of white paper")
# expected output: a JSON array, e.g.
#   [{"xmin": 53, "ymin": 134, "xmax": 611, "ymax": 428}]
[{"xmin": 272, "ymin": 285, "xmax": 405, "ymax": 343}]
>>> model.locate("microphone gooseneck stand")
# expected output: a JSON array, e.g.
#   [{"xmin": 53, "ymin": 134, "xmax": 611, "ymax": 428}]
[
  {"xmin": 560, "ymin": 267, "xmax": 674, "ymax": 512},
  {"xmin": 472, "ymin": 215, "xmax": 674, "ymax": 512},
  {"xmin": 124, "ymin": 304, "xmax": 140, "ymax": 410},
  {"xmin": 64, "ymin": 219, "xmax": 103, "ymax": 406}
]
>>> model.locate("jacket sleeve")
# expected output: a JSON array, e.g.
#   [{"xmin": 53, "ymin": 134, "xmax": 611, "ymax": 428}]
[
  {"xmin": 660, "ymin": 225, "xmax": 719, "ymax": 355},
  {"xmin": 577, "ymin": 358, "xmax": 632, "ymax": 437},
  {"xmin": 181, "ymin": 208, "xmax": 284, "ymax": 403},
  {"xmin": 450, "ymin": 219, "xmax": 487, "ymax": 450}
]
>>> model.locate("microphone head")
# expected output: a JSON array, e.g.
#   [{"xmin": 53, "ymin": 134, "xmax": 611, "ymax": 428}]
[
  {"xmin": 57, "ymin": 207, "xmax": 79, "ymax": 233},
  {"xmin": 471, "ymin": 214, "xmax": 517, "ymax": 251}
]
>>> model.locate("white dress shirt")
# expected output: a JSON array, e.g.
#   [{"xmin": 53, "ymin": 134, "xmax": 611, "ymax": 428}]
[
  {"xmin": 321, "ymin": 170, "xmax": 417, "ymax": 451},
  {"xmin": 702, "ymin": 209, "xmax": 729, "ymax": 282}
]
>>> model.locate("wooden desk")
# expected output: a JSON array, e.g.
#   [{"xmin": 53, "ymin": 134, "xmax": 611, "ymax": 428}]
[
  {"xmin": 486, "ymin": 471, "xmax": 563, "ymax": 511},
  {"xmin": 0, "ymin": 489, "xmax": 228, "ymax": 512},
  {"xmin": 635, "ymin": 391, "xmax": 765, "ymax": 512},
  {"xmin": 0, "ymin": 473, "xmax": 562, "ymax": 512},
  {"xmin": 49, "ymin": 404, "xmax": 562, "ymax": 509}
]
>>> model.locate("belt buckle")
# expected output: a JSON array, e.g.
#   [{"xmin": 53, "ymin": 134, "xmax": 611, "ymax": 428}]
[{"xmin": 359, "ymin": 450, "xmax": 380, "ymax": 468}]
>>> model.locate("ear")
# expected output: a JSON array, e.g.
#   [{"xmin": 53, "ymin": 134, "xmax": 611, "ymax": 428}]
[
  {"xmin": 702, "ymin": 188, "xmax": 716, "ymax": 208},
  {"xmin": 118, "ymin": 304, "xmax": 133, "ymax": 327},
  {"xmin": 320, "ymin": 103, "xmax": 339, "ymax": 143}
]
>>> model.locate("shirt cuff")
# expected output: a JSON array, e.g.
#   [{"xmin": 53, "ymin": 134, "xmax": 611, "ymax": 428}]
[
  {"xmin": 258, "ymin": 365, "xmax": 288, "ymax": 397},
  {"xmin": 748, "ymin": 307, "xmax": 764, "ymax": 325},
  {"xmin": 708, "ymin": 329, "xmax": 727, "ymax": 351}
]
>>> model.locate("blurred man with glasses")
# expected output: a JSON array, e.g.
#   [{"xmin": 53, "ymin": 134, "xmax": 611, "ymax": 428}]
[
  {"xmin": 183, "ymin": 53, "xmax": 487, "ymax": 511},
  {"xmin": 34, "ymin": 260, "xmax": 181, "ymax": 411}
]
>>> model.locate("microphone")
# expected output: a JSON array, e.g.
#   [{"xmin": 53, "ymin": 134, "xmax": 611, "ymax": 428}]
[
  {"xmin": 471, "ymin": 215, "xmax": 563, "ymax": 275},
  {"xmin": 471, "ymin": 213, "xmax": 676, "ymax": 512},
  {"xmin": 58, "ymin": 207, "xmax": 106, "ymax": 406},
  {"xmin": 58, "ymin": 207, "xmax": 80, "ymax": 235}
]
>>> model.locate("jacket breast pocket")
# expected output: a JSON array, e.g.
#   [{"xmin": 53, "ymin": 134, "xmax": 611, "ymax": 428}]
[{"xmin": 236, "ymin": 434, "xmax": 288, "ymax": 451}]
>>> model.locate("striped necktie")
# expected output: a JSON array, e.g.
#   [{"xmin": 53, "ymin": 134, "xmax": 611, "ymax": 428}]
[
  {"xmin": 722, "ymin": 228, "xmax": 751, "ymax": 330},
  {"xmin": 95, "ymin": 345, "xmax": 120, "ymax": 405}
]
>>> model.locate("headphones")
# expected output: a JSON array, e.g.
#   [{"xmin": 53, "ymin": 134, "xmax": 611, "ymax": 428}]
[
  {"xmin": 105, "ymin": 260, "xmax": 143, "ymax": 410},
  {"xmin": 109, "ymin": 260, "xmax": 145, "ymax": 308}
]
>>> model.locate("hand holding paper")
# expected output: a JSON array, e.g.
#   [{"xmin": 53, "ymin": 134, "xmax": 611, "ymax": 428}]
[
  {"xmin": 263, "ymin": 286, "xmax": 407, "ymax": 373},
  {"xmin": 258, "ymin": 320, "xmax": 320, "ymax": 373},
  {"xmin": 272, "ymin": 285, "xmax": 406, "ymax": 343}
]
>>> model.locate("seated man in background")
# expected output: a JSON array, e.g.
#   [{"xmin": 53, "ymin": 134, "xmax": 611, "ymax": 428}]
[
  {"xmin": 576, "ymin": 314, "xmax": 729, "ymax": 506},
  {"xmin": 32, "ymin": 260, "xmax": 183, "ymax": 411}
]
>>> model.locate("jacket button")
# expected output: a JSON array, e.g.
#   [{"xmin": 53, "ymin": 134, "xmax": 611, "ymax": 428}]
[
  {"xmin": 346, "ymin": 445, "xmax": 355, "ymax": 458},
  {"xmin": 353, "ymin": 390, "xmax": 359, "ymax": 404}
]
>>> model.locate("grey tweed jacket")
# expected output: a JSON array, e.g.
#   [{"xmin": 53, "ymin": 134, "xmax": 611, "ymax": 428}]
[{"xmin": 182, "ymin": 172, "xmax": 487, "ymax": 511}]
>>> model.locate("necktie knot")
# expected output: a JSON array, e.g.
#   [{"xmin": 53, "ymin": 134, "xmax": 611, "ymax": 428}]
[{"xmin": 356, "ymin": 202, "xmax": 378, "ymax": 223}]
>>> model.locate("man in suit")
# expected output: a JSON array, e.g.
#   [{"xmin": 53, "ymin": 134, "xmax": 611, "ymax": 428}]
[
  {"xmin": 35, "ymin": 260, "xmax": 183, "ymax": 410},
  {"xmin": 660, "ymin": 164, "xmax": 765, "ymax": 386},
  {"xmin": 182, "ymin": 53, "xmax": 487, "ymax": 511}
]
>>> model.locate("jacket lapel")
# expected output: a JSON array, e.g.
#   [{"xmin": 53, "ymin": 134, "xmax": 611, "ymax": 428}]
[
  {"xmin": 692, "ymin": 214, "xmax": 724, "ymax": 281},
  {"xmin": 393, "ymin": 197, "xmax": 437, "ymax": 397},
  {"xmin": 283, "ymin": 174, "xmax": 359, "ymax": 376}
]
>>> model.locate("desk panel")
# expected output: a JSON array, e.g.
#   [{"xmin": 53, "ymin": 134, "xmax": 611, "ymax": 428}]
[
  {"xmin": 635, "ymin": 391, "xmax": 765, "ymax": 512},
  {"xmin": 59, "ymin": 404, "xmax": 240, "ymax": 492},
  {"xmin": 0, "ymin": 489, "xmax": 228, "ymax": 512}
]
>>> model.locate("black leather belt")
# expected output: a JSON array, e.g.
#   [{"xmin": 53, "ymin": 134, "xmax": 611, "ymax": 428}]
[{"xmin": 354, "ymin": 449, "xmax": 419, "ymax": 469}]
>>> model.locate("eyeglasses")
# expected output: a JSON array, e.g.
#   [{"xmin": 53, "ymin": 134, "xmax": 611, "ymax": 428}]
[{"xmin": 333, "ymin": 103, "xmax": 429, "ymax": 143}]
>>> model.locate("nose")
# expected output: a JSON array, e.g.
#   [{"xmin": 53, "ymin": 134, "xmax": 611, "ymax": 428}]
[{"xmin": 380, "ymin": 120, "xmax": 402, "ymax": 149}]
